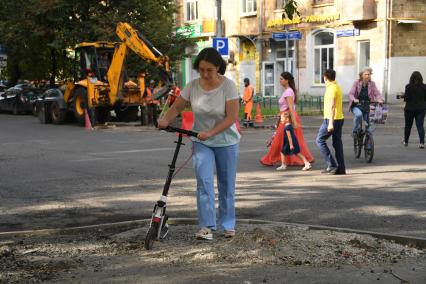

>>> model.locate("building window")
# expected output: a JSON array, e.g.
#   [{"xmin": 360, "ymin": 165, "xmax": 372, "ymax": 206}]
[
  {"xmin": 358, "ymin": 41, "xmax": 370, "ymax": 73},
  {"xmin": 276, "ymin": 40, "xmax": 296, "ymax": 75},
  {"xmin": 242, "ymin": 0, "xmax": 257, "ymax": 15},
  {"xmin": 314, "ymin": 0, "xmax": 334, "ymax": 5},
  {"xmin": 313, "ymin": 30, "xmax": 334, "ymax": 84},
  {"xmin": 185, "ymin": 0, "xmax": 198, "ymax": 22}
]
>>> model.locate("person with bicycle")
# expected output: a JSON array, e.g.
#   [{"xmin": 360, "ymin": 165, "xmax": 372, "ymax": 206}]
[
  {"xmin": 157, "ymin": 48, "xmax": 240, "ymax": 241},
  {"xmin": 348, "ymin": 67, "xmax": 383, "ymax": 137}
]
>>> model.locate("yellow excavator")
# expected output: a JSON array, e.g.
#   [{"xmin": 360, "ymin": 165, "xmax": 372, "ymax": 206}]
[{"xmin": 38, "ymin": 22, "xmax": 171, "ymax": 125}]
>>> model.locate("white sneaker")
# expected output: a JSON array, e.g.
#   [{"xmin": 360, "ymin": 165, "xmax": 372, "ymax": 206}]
[
  {"xmin": 276, "ymin": 165, "xmax": 287, "ymax": 171},
  {"xmin": 195, "ymin": 228, "xmax": 213, "ymax": 240},
  {"xmin": 302, "ymin": 164, "xmax": 312, "ymax": 171}
]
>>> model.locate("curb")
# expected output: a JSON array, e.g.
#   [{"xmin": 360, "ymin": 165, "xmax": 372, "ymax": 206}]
[{"xmin": 1, "ymin": 218, "xmax": 425, "ymax": 249}]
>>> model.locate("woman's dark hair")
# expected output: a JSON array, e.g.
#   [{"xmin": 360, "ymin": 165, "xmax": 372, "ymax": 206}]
[
  {"xmin": 193, "ymin": 47, "xmax": 227, "ymax": 75},
  {"xmin": 409, "ymin": 71, "xmax": 423, "ymax": 85},
  {"xmin": 281, "ymin": 72, "xmax": 297, "ymax": 104}
]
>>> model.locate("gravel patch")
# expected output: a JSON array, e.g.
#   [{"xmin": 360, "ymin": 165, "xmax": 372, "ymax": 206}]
[{"xmin": 1, "ymin": 223, "xmax": 425, "ymax": 283}]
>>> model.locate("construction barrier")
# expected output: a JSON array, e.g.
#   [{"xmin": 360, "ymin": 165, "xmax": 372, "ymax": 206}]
[{"xmin": 84, "ymin": 109, "xmax": 93, "ymax": 130}]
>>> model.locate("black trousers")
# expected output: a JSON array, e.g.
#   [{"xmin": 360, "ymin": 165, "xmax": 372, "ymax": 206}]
[
  {"xmin": 404, "ymin": 109, "xmax": 425, "ymax": 144},
  {"xmin": 147, "ymin": 104, "xmax": 158, "ymax": 125}
]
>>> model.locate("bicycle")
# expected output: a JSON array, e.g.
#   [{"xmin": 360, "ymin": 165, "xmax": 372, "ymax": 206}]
[
  {"xmin": 353, "ymin": 102, "xmax": 386, "ymax": 163},
  {"xmin": 144, "ymin": 125, "xmax": 198, "ymax": 250}
]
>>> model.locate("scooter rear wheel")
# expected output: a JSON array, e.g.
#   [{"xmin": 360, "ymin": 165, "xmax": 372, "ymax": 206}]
[{"xmin": 144, "ymin": 222, "xmax": 159, "ymax": 250}]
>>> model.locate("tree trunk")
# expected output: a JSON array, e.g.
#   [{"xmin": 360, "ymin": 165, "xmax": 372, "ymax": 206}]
[{"xmin": 50, "ymin": 48, "xmax": 57, "ymax": 86}]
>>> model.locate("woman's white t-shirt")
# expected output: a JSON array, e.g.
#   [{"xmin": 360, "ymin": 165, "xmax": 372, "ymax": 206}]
[{"xmin": 180, "ymin": 77, "xmax": 241, "ymax": 147}]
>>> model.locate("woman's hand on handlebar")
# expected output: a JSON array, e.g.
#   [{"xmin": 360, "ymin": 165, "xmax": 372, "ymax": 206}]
[
  {"xmin": 157, "ymin": 118, "xmax": 169, "ymax": 129},
  {"xmin": 197, "ymin": 131, "xmax": 212, "ymax": 141}
]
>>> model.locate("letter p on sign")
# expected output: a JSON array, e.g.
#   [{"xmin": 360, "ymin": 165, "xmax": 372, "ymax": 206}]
[{"xmin": 213, "ymin": 37, "xmax": 229, "ymax": 56}]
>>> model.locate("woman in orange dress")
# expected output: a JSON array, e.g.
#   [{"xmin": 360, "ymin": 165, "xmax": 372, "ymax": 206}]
[{"xmin": 260, "ymin": 72, "xmax": 314, "ymax": 167}]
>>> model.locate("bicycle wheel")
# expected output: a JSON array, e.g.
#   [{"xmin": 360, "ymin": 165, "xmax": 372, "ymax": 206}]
[
  {"xmin": 144, "ymin": 222, "xmax": 159, "ymax": 250},
  {"xmin": 364, "ymin": 134, "xmax": 374, "ymax": 163},
  {"xmin": 354, "ymin": 133, "xmax": 362, "ymax": 158}
]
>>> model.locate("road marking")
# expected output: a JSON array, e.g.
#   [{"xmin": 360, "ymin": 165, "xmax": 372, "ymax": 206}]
[
  {"xmin": 92, "ymin": 147, "xmax": 175, "ymax": 155},
  {"xmin": 72, "ymin": 147, "xmax": 176, "ymax": 162}
]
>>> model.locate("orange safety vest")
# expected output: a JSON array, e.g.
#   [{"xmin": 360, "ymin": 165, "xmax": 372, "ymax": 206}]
[
  {"xmin": 243, "ymin": 85, "xmax": 254, "ymax": 120},
  {"xmin": 144, "ymin": 87, "xmax": 159, "ymax": 105}
]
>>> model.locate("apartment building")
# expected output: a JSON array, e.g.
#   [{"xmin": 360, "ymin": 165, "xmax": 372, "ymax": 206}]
[{"xmin": 176, "ymin": 0, "xmax": 426, "ymax": 102}]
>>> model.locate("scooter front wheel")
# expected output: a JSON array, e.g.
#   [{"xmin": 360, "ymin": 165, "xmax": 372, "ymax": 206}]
[{"xmin": 144, "ymin": 222, "xmax": 159, "ymax": 250}]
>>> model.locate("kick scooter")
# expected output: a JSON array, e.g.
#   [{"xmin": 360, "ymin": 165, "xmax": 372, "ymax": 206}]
[{"xmin": 144, "ymin": 126, "xmax": 198, "ymax": 250}]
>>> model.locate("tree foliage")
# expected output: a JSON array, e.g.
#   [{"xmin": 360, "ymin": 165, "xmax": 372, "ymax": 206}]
[
  {"xmin": 283, "ymin": 0, "xmax": 301, "ymax": 20},
  {"xmin": 0, "ymin": 0, "xmax": 195, "ymax": 84}
]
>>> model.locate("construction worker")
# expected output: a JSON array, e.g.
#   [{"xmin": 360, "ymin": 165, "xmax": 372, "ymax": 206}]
[
  {"xmin": 144, "ymin": 79, "xmax": 158, "ymax": 125},
  {"xmin": 138, "ymin": 73, "xmax": 148, "ymax": 125},
  {"xmin": 242, "ymin": 78, "xmax": 254, "ymax": 127}
]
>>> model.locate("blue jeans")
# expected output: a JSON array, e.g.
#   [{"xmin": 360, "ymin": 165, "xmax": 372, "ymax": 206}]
[
  {"xmin": 404, "ymin": 109, "xmax": 425, "ymax": 144},
  {"xmin": 352, "ymin": 106, "xmax": 370, "ymax": 135},
  {"xmin": 192, "ymin": 142, "xmax": 239, "ymax": 231},
  {"xmin": 316, "ymin": 119, "xmax": 346, "ymax": 172}
]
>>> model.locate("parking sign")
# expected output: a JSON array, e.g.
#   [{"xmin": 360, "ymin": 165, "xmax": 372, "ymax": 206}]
[{"xmin": 213, "ymin": 37, "xmax": 229, "ymax": 56}]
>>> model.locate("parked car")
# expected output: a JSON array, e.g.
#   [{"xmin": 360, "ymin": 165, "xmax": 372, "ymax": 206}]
[
  {"xmin": 0, "ymin": 84, "xmax": 43, "ymax": 115},
  {"xmin": 0, "ymin": 83, "xmax": 6, "ymax": 96}
]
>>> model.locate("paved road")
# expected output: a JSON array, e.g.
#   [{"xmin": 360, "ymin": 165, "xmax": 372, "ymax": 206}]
[{"xmin": 0, "ymin": 103, "xmax": 425, "ymax": 237}]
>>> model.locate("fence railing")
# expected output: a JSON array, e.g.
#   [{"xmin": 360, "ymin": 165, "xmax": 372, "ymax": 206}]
[{"xmin": 240, "ymin": 95, "xmax": 323, "ymax": 117}]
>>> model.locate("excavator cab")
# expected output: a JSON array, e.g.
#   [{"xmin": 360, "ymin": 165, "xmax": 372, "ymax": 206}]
[{"xmin": 73, "ymin": 42, "xmax": 116, "ymax": 82}]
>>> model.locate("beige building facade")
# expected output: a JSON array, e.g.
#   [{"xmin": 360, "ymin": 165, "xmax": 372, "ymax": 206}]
[{"xmin": 176, "ymin": 0, "xmax": 426, "ymax": 102}]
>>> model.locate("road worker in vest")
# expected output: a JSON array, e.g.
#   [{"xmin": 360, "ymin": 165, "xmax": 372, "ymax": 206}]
[{"xmin": 242, "ymin": 78, "xmax": 254, "ymax": 127}]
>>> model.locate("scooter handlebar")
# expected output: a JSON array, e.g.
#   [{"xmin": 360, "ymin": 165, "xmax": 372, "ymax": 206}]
[{"xmin": 163, "ymin": 126, "xmax": 198, "ymax": 138}]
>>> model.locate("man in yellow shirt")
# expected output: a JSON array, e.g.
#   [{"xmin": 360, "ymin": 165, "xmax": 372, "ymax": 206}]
[{"xmin": 315, "ymin": 69, "xmax": 346, "ymax": 175}]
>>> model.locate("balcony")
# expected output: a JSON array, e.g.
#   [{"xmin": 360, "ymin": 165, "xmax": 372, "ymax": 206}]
[{"xmin": 341, "ymin": 0, "xmax": 376, "ymax": 21}]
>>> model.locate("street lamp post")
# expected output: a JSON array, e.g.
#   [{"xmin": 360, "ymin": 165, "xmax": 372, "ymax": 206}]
[{"xmin": 216, "ymin": 0, "xmax": 222, "ymax": 37}]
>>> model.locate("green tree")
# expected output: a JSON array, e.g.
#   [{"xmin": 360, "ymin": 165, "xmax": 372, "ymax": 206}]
[
  {"xmin": 0, "ymin": 0, "xmax": 195, "ymax": 85},
  {"xmin": 283, "ymin": 0, "xmax": 301, "ymax": 20}
]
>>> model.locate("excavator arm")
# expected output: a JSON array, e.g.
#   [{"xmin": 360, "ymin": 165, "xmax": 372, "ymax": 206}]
[
  {"xmin": 116, "ymin": 22, "xmax": 170, "ymax": 71},
  {"xmin": 107, "ymin": 22, "xmax": 172, "ymax": 104}
]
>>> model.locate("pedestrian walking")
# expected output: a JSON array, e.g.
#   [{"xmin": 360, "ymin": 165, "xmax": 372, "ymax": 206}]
[
  {"xmin": 316, "ymin": 69, "xmax": 346, "ymax": 175},
  {"xmin": 400, "ymin": 71, "xmax": 426, "ymax": 148},
  {"xmin": 260, "ymin": 72, "xmax": 314, "ymax": 167},
  {"xmin": 157, "ymin": 47, "xmax": 240, "ymax": 240},
  {"xmin": 276, "ymin": 112, "xmax": 312, "ymax": 171},
  {"xmin": 348, "ymin": 67, "xmax": 383, "ymax": 137},
  {"xmin": 242, "ymin": 78, "xmax": 254, "ymax": 127}
]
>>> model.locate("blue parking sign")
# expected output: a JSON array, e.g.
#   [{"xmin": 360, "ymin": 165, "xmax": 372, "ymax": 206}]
[{"xmin": 213, "ymin": 37, "xmax": 229, "ymax": 56}]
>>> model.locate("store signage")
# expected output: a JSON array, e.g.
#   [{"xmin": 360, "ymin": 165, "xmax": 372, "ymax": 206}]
[
  {"xmin": 272, "ymin": 31, "xmax": 302, "ymax": 40},
  {"xmin": 213, "ymin": 37, "xmax": 229, "ymax": 56},
  {"xmin": 176, "ymin": 24, "xmax": 202, "ymax": 38},
  {"xmin": 267, "ymin": 14, "xmax": 340, "ymax": 28},
  {"xmin": 336, "ymin": 29, "xmax": 360, "ymax": 37}
]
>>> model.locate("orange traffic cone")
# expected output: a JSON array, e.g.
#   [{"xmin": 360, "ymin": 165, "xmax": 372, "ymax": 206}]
[
  {"xmin": 255, "ymin": 103, "xmax": 263, "ymax": 123},
  {"xmin": 84, "ymin": 109, "xmax": 93, "ymax": 130}
]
